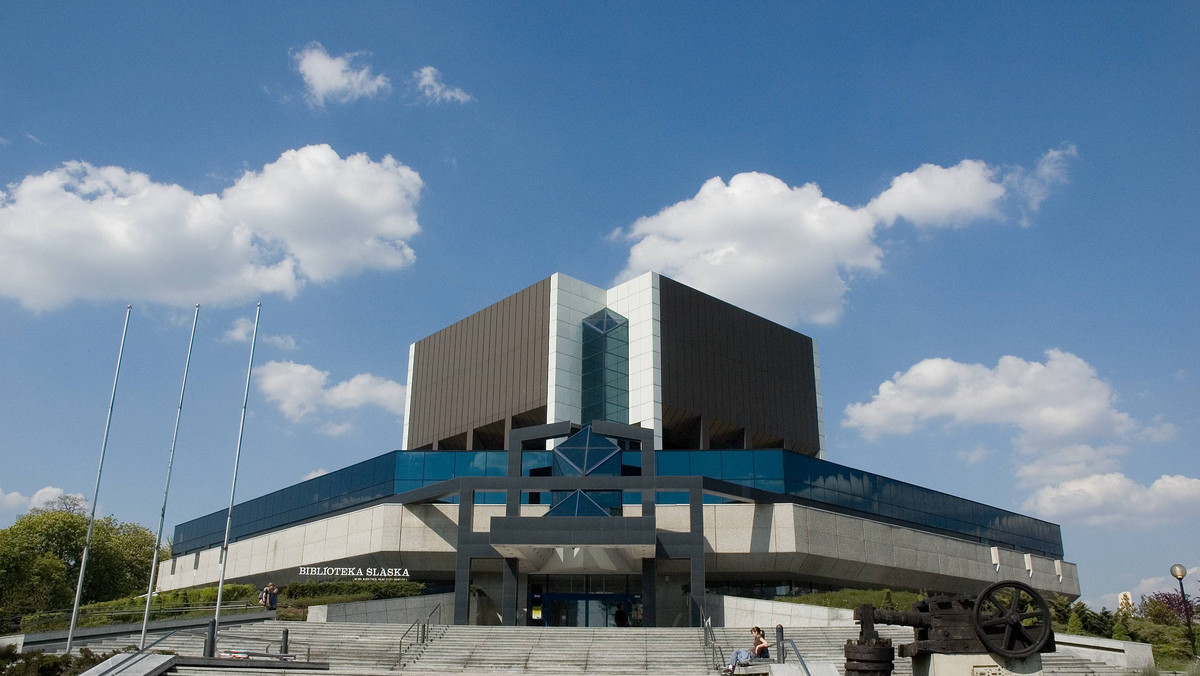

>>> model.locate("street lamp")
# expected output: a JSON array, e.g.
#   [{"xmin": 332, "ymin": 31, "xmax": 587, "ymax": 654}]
[{"xmin": 1171, "ymin": 564, "xmax": 1196, "ymax": 657}]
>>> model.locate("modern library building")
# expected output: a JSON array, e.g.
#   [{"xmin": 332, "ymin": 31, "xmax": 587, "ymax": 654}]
[{"xmin": 158, "ymin": 272, "xmax": 1079, "ymax": 627}]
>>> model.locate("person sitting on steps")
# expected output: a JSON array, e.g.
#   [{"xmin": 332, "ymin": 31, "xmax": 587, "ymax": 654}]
[{"xmin": 722, "ymin": 625, "xmax": 769, "ymax": 675}]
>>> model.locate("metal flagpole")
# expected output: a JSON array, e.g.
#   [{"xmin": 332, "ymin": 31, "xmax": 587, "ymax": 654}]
[
  {"xmin": 139, "ymin": 304, "xmax": 200, "ymax": 649},
  {"xmin": 213, "ymin": 303, "xmax": 260, "ymax": 638},
  {"xmin": 66, "ymin": 304, "xmax": 132, "ymax": 654}
]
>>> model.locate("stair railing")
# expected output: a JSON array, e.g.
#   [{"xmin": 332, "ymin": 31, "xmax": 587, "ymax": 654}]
[
  {"xmin": 397, "ymin": 602, "xmax": 442, "ymax": 666},
  {"xmin": 780, "ymin": 635, "xmax": 813, "ymax": 676},
  {"xmin": 702, "ymin": 616, "xmax": 725, "ymax": 669}
]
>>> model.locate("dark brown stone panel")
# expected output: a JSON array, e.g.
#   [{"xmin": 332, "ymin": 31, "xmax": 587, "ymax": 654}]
[
  {"xmin": 658, "ymin": 276, "xmax": 820, "ymax": 455},
  {"xmin": 406, "ymin": 278, "xmax": 551, "ymax": 449}
]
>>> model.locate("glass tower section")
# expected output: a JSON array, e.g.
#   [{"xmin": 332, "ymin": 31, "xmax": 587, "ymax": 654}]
[
  {"xmin": 545, "ymin": 425, "xmax": 623, "ymax": 516},
  {"xmin": 580, "ymin": 308, "xmax": 629, "ymax": 425}
]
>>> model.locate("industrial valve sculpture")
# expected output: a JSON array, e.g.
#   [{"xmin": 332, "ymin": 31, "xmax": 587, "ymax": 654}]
[{"xmin": 845, "ymin": 581, "xmax": 1055, "ymax": 674}]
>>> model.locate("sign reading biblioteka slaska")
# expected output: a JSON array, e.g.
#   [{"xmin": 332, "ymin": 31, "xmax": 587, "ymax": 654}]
[{"xmin": 298, "ymin": 566, "xmax": 409, "ymax": 579}]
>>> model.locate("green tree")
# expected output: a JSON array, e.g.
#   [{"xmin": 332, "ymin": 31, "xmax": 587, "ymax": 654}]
[
  {"xmin": 1067, "ymin": 608, "xmax": 1084, "ymax": 634},
  {"xmin": 0, "ymin": 508, "xmax": 163, "ymax": 618},
  {"xmin": 1137, "ymin": 595, "xmax": 1182, "ymax": 626}
]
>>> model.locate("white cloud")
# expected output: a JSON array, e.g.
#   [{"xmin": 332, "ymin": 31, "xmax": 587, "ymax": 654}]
[
  {"xmin": 257, "ymin": 361, "xmax": 329, "ymax": 421},
  {"xmin": 616, "ymin": 172, "xmax": 881, "ymax": 325},
  {"xmin": 1013, "ymin": 443, "xmax": 1127, "ymax": 487},
  {"xmin": 318, "ymin": 422, "xmax": 353, "ymax": 437},
  {"xmin": 0, "ymin": 144, "xmax": 422, "ymax": 311},
  {"xmin": 957, "ymin": 445, "xmax": 991, "ymax": 466},
  {"xmin": 256, "ymin": 360, "xmax": 406, "ymax": 430},
  {"xmin": 1, "ymin": 486, "xmax": 27, "ymax": 511},
  {"xmin": 0, "ymin": 485, "xmax": 83, "ymax": 523},
  {"xmin": 302, "ymin": 468, "xmax": 329, "ymax": 480},
  {"xmin": 223, "ymin": 317, "xmax": 297, "ymax": 351},
  {"xmin": 1136, "ymin": 415, "xmax": 1178, "ymax": 443},
  {"xmin": 1007, "ymin": 144, "xmax": 1078, "ymax": 223},
  {"xmin": 29, "ymin": 486, "xmax": 78, "ymax": 510},
  {"xmin": 615, "ymin": 149, "xmax": 1073, "ymax": 326},
  {"xmin": 843, "ymin": 350, "xmax": 1136, "ymax": 447},
  {"xmin": 865, "ymin": 159, "xmax": 1005, "ymax": 228},
  {"xmin": 325, "ymin": 373, "xmax": 406, "ymax": 415},
  {"xmin": 294, "ymin": 42, "xmax": 390, "ymax": 107},
  {"xmin": 843, "ymin": 349, "xmax": 1192, "ymax": 526},
  {"xmin": 411, "ymin": 66, "xmax": 472, "ymax": 104},
  {"xmin": 1023, "ymin": 473, "xmax": 1200, "ymax": 526}
]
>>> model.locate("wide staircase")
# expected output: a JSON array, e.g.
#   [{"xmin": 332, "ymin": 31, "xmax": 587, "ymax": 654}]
[{"xmin": 64, "ymin": 621, "xmax": 1135, "ymax": 675}]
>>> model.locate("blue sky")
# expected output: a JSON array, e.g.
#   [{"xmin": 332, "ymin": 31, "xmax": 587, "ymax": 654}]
[{"xmin": 1, "ymin": 3, "xmax": 1196, "ymax": 609}]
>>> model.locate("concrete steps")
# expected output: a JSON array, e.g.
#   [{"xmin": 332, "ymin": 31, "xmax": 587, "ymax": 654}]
[
  {"xmin": 401, "ymin": 626, "xmax": 713, "ymax": 674},
  {"xmin": 58, "ymin": 621, "xmax": 1138, "ymax": 675}
]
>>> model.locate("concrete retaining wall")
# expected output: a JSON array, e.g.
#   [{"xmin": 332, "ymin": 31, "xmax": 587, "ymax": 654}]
[
  {"xmin": 307, "ymin": 592, "xmax": 454, "ymax": 625},
  {"xmin": 705, "ymin": 593, "xmax": 854, "ymax": 628},
  {"xmin": 1054, "ymin": 632, "xmax": 1155, "ymax": 671}
]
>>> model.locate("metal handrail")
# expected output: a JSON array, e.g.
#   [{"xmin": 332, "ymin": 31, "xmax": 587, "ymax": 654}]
[
  {"xmin": 22, "ymin": 601, "xmax": 262, "ymax": 633},
  {"xmin": 702, "ymin": 616, "xmax": 725, "ymax": 669},
  {"xmin": 397, "ymin": 602, "xmax": 442, "ymax": 665},
  {"xmin": 783, "ymin": 636, "xmax": 812, "ymax": 676}
]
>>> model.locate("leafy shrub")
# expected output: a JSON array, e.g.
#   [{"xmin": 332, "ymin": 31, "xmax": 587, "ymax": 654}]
[
  {"xmin": 282, "ymin": 579, "xmax": 423, "ymax": 601},
  {"xmin": 0, "ymin": 645, "xmax": 116, "ymax": 676}
]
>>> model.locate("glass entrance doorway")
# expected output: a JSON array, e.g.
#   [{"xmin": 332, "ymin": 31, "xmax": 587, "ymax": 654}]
[
  {"xmin": 527, "ymin": 574, "xmax": 642, "ymax": 627},
  {"xmin": 537, "ymin": 592, "xmax": 639, "ymax": 627}
]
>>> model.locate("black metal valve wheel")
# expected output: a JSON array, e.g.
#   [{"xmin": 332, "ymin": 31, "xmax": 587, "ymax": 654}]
[{"xmin": 973, "ymin": 580, "xmax": 1052, "ymax": 659}]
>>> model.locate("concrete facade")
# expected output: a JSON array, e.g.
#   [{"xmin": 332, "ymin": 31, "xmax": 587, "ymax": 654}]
[
  {"xmin": 158, "ymin": 499, "xmax": 1079, "ymax": 617},
  {"xmin": 163, "ymin": 272, "xmax": 1078, "ymax": 628}
]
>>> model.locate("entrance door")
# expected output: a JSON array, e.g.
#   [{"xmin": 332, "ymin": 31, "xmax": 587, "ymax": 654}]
[
  {"xmin": 529, "ymin": 592, "xmax": 641, "ymax": 627},
  {"xmin": 527, "ymin": 574, "xmax": 642, "ymax": 627}
]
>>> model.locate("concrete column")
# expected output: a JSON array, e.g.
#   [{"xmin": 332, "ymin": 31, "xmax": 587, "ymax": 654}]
[
  {"xmin": 689, "ymin": 555, "xmax": 706, "ymax": 627},
  {"xmin": 454, "ymin": 486, "xmax": 475, "ymax": 625},
  {"xmin": 688, "ymin": 483, "xmax": 706, "ymax": 627},
  {"xmin": 453, "ymin": 558, "xmax": 471, "ymax": 624},
  {"xmin": 641, "ymin": 558, "xmax": 657, "ymax": 627},
  {"xmin": 506, "ymin": 428, "xmax": 522, "ymax": 516},
  {"xmin": 501, "ymin": 557, "xmax": 519, "ymax": 626}
]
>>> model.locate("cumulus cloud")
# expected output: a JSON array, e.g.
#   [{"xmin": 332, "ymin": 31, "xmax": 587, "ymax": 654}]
[
  {"xmin": 411, "ymin": 66, "xmax": 472, "ymax": 104},
  {"xmin": 0, "ymin": 144, "xmax": 422, "ymax": 311},
  {"xmin": 843, "ymin": 350, "xmax": 1136, "ymax": 447},
  {"xmin": 223, "ymin": 317, "xmax": 297, "ymax": 351},
  {"xmin": 615, "ymin": 148, "xmax": 1073, "ymax": 326},
  {"xmin": 1, "ymin": 486, "xmax": 27, "ymax": 511},
  {"xmin": 293, "ymin": 42, "xmax": 390, "ymax": 107},
  {"xmin": 865, "ymin": 159, "xmax": 1006, "ymax": 227},
  {"xmin": 302, "ymin": 468, "xmax": 329, "ymax": 480},
  {"xmin": 0, "ymin": 485, "xmax": 83, "ymax": 523},
  {"xmin": 1023, "ymin": 473, "xmax": 1200, "ymax": 526},
  {"xmin": 617, "ymin": 172, "xmax": 881, "ymax": 325},
  {"xmin": 256, "ymin": 360, "xmax": 406, "ymax": 432},
  {"xmin": 844, "ymin": 349, "xmax": 1193, "ymax": 526},
  {"xmin": 325, "ymin": 373, "xmax": 406, "ymax": 415}
]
